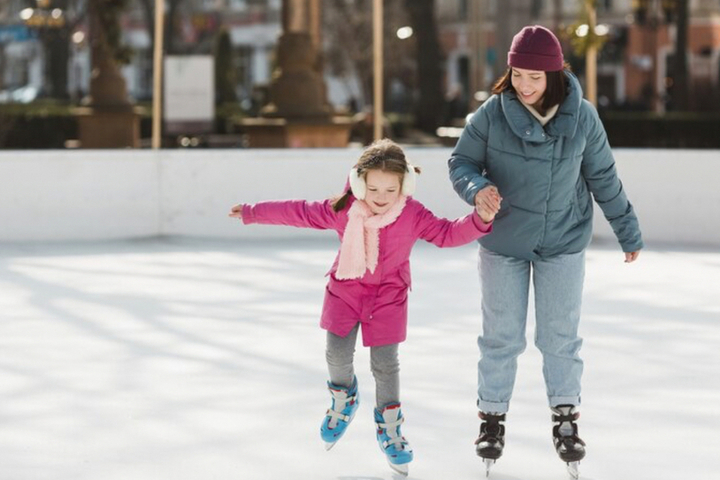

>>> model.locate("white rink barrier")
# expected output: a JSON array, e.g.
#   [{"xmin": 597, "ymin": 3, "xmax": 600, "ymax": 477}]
[{"xmin": 1, "ymin": 148, "xmax": 718, "ymax": 248}]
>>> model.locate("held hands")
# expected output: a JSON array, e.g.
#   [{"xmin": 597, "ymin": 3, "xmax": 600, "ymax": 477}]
[
  {"xmin": 229, "ymin": 204, "xmax": 243, "ymax": 220},
  {"xmin": 474, "ymin": 186, "xmax": 502, "ymax": 223}
]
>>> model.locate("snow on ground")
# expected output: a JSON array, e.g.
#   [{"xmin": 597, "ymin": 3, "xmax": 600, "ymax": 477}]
[{"xmin": 1, "ymin": 237, "xmax": 719, "ymax": 480}]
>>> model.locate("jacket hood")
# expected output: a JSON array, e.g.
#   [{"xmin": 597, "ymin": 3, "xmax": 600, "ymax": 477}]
[{"xmin": 500, "ymin": 71, "xmax": 583, "ymax": 141}]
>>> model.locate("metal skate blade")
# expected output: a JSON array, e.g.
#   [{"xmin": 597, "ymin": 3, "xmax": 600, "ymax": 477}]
[
  {"xmin": 388, "ymin": 461, "xmax": 408, "ymax": 476},
  {"xmin": 484, "ymin": 458, "xmax": 495, "ymax": 477},
  {"xmin": 566, "ymin": 461, "xmax": 580, "ymax": 479}
]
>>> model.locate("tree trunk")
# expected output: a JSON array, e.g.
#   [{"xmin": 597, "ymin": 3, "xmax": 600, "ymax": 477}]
[
  {"xmin": 42, "ymin": 0, "xmax": 74, "ymax": 99},
  {"xmin": 44, "ymin": 28, "xmax": 70, "ymax": 99},
  {"xmin": 671, "ymin": 0, "xmax": 689, "ymax": 110},
  {"xmin": 215, "ymin": 29, "xmax": 237, "ymax": 104},
  {"xmin": 405, "ymin": 0, "xmax": 442, "ymax": 133},
  {"xmin": 87, "ymin": 0, "xmax": 130, "ymax": 107}
]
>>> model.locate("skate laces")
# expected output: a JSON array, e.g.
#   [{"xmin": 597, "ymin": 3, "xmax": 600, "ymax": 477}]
[
  {"xmin": 477, "ymin": 412, "xmax": 505, "ymax": 442},
  {"xmin": 378, "ymin": 416, "xmax": 407, "ymax": 448},
  {"xmin": 377, "ymin": 406, "xmax": 409, "ymax": 450},
  {"xmin": 326, "ymin": 388, "xmax": 357, "ymax": 428},
  {"xmin": 552, "ymin": 405, "xmax": 585, "ymax": 446}
]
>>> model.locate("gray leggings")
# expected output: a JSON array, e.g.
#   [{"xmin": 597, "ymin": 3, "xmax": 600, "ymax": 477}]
[{"xmin": 326, "ymin": 323, "xmax": 400, "ymax": 408}]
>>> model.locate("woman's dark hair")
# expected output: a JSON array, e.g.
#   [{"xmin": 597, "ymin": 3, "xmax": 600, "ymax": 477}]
[
  {"xmin": 331, "ymin": 138, "xmax": 421, "ymax": 212},
  {"xmin": 491, "ymin": 63, "xmax": 572, "ymax": 114}
]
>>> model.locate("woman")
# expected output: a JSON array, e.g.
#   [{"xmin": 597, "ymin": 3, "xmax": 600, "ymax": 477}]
[{"xmin": 448, "ymin": 25, "xmax": 643, "ymax": 477}]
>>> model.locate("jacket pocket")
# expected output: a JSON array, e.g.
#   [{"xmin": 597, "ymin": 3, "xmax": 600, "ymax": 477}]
[{"xmin": 573, "ymin": 180, "xmax": 591, "ymax": 223}]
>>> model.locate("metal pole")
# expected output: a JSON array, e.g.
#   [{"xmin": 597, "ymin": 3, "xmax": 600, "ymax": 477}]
[
  {"xmin": 586, "ymin": 1, "xmax": 597, "ymax": 106},
  {"xmin": 309, "ymin": 0, "xmax": 321, "ymax": 47},
  {"xmin": 151, "ymin": 0, "xmax": 165, "ymax": 149},
  {"xmin": 372, "ymin": 0, "xmax": 383, "ymax": 141}
]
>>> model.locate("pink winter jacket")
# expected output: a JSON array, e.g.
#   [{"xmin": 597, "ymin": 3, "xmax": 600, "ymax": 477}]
[{"xmin": 241, "ymin": 196, "xmax": 492, "ymax": 346}]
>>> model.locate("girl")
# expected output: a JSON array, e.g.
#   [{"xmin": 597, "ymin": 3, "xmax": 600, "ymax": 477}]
[
  {"xmin": 448, "ymin": 25, "xmax": 643, "ymax": 478},
  {"xmin": 230, "ymin": 139, "xmax": 498, "ymax": 475}
]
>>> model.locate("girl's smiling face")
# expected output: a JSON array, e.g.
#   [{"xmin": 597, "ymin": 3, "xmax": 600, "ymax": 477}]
[
  {"xmin": 364, "ymin": 169, "xmax": 402, "ymax": 214},
  {"xmin": 511, "ymin": 67, "xmax": 547, "ymax": 107}
]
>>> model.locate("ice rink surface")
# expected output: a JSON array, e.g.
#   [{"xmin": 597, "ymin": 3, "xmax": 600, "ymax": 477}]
[{"xmin": 1, "ymin": 237, "xmax": 719, "ymax": 480}]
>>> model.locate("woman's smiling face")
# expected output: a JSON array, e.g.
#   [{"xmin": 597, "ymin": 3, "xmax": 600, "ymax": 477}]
[{"xmin": 511, "ymin": 67, "xmax": 547, "ymax": 107}]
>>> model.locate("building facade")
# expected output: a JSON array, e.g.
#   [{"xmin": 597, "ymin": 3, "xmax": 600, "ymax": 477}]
[
  {"xmin": 2, "ymin": 0, "xmax": 719, "ymax": 114},
  {"xmin": 437, "ymin": 0, "xmax": 720, "ymax": 113}
]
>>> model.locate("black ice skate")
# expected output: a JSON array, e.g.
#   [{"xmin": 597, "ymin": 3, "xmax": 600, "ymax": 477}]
[
  {"xmin": 551, "ymin": 405, "xmax": 586, "ymax": 479},
  {"xmin": 475, "ymin": 411, "xmax": 505, "ymax": 476}
]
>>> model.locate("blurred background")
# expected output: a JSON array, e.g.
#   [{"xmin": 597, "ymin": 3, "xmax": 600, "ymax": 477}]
[
  {"xmin": 1, "ymin": 7, "xmax": 718, "ymax": 478},
  {"xmin": 0, "ymin": 0, "xmax": 719, "ymax": 149}
]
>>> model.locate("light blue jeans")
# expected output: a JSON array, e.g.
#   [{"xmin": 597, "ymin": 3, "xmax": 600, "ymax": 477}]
[{"xmin": 477, "ymin": 247, "xmax": 585, "ymax": 414}]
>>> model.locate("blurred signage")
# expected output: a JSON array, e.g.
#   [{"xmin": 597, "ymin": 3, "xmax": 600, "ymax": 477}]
[
  {"xmin": 164, "ymin": 55, "xmax": 215, "ymax": 135},
  {"xmin": 0, "ymin": 26, "xmax": 37, "ymax": 43}
]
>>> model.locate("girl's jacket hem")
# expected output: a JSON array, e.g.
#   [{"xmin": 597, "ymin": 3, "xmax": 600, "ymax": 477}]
[
  {"xmin": 448, "ymin": 71, "xmax": 643, "ymax": 260},
  {"xmin": 241, "ymin": 196, "xmax": 492, "ymax": 346}
]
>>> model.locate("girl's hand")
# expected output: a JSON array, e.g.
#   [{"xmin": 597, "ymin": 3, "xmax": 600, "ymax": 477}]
[
  {"xmin": 229, "ymin": 204, "xmax": 243, "ymax": 220},
  {"xmin": 624, "ymin": 251, "xmax": 640, "ymax": 263},
  {"xmin": 476, "ymin": 205, "xmax": 497, "ymax": 223},
  {"xmin": 474, "ymin": 186, "xmax": 502, "ymax": 223}
]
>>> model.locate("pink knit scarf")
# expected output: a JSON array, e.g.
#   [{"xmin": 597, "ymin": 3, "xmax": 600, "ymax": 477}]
[{"xmin": 335, "ymin": 196, "xmax": 407, "ymax": 280}]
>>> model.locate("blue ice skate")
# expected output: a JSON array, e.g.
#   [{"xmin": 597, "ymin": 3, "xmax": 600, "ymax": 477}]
[
  {"xmin": 320, "ymin": 376, "xmax": 359, "ymax": 450},
  {"xmin": 374, "ymin": 403, "xmax": 413, "ymax": 476}
]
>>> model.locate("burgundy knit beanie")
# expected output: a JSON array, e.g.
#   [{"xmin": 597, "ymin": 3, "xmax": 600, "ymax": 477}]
[{"xmin": 507, "ymin": 25, "xmax": 564, "ymax": 72}]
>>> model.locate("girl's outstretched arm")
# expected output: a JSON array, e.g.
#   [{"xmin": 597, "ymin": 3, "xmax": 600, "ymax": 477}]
[
  {"xmin": 230, "ymin": 199, "xmax": 339, "ymax": 230},
  {"xmin": 414, "ymin": 202, "xmax": 492, "ymax": 247}
]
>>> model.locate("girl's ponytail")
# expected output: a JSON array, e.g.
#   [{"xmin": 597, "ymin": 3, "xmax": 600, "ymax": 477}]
[{"xmin": 331, "ymin": 190, "xmax": 353, "ymax": 212}]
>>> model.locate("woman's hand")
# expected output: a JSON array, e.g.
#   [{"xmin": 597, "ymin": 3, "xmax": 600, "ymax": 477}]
[
  {"xmin": 624, "ymin": 251, "xmax": 640, "ymax": 263},
  {"xmin": 475, "ymin": 186, "xmax": 502, "ymax": 223},
  {"xmin": 228, "ymin": 204, "xmax": 243, "ymax": 220}
]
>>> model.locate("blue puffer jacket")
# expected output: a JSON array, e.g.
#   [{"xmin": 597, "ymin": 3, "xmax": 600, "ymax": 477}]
[{"xmin": 448, "ymin": 72, "xmax": 643, "ymax": 260}]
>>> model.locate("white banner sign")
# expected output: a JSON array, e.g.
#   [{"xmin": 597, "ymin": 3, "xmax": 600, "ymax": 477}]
[{"xmin": 164, "ymin": 55, "xmax": 215, "ymax": 133}]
